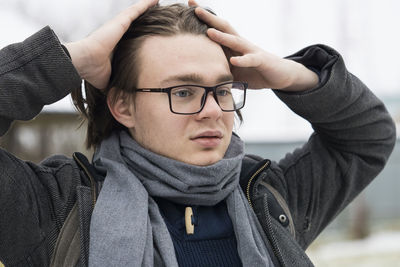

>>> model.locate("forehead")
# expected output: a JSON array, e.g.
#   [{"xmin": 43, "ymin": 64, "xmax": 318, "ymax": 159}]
[{"xmin": 137, "ymin": 34, "xmax": 232, "ymax": 87}]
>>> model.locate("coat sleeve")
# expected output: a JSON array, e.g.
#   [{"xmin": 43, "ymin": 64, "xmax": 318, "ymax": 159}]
[
  {"xmin": 0, "ymin": 27, "xmax": 82, "ymax": 266},
  {"xmin": 0, "ymin": 26, "xmax": 81, "ymax": 136},
  {"xmin": 266, "ymin": 44, "xmax": 396, "ymax": 248}
]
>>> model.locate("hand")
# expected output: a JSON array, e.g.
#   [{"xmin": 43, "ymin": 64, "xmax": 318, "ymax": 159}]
[
  {"xmin": 65, "ymin": 0, "xmax": 158, "ymax": 89},
  {"xmin": 188, "ymin": 1, "xmax": 318, "ymax": 92}
]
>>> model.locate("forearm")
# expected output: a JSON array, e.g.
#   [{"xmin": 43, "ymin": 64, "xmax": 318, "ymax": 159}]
[
  {"xmin": 0, "ymin": 26, "xmax": 81, "ymax": 136},
  {"xmin": 273, "ymin": 44, "xmax": 396, "ymax": 247}
]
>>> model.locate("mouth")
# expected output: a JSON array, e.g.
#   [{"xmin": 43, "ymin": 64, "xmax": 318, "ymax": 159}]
[
  {"xmin": 190, "ymin": 131, "xmax": 223, "ymax": 147},
  {"xmin": 192, "ymin": 131, "xmax": 223, "ymax": 139}
]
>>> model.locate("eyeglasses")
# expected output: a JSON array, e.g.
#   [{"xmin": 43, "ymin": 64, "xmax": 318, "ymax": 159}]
[{"xmin": 135, "ymin": 81, "xmax": 247, "ymax": 115}]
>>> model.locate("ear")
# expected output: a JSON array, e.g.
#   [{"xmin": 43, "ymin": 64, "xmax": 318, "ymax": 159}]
[{"xmin": 107, "ymin": 87, "xmax": 136, "ymax": 128}]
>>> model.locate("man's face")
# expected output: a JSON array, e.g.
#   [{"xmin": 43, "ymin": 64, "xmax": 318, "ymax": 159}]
[{"xmin": 128, "ymin": 34, "xmax": 234, "ymax": 166}]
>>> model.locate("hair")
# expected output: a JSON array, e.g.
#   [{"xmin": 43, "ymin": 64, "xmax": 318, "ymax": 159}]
[{"xmin": 71, "ymin": 3, "xmax": 242, "ymax": 150}]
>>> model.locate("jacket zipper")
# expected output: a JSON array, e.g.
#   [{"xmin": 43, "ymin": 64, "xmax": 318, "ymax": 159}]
[
  {"xmin": 262, "ymin": 195, "xmax": 286, "ymax": 267},
  {"xmin": 245, "ymin": 160, "xmax": 286, "ymax": 267},
  {"xmin": 246, "ymin": 160, "xmax": 270, "ymax": 209},
  {"xmin": 73, "ymin": 154, "xmax": 97, "ymax": 209}
]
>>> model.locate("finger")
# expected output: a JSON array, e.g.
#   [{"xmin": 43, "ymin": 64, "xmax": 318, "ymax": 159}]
[
  {"xmin": 90, "ymin": 0, "xmax": 158, "ymax": 49},
  {"xmin": 230, "ymin": 54, "xmax": 262, "ymax": 68},
  {"xmin": 207, "ymin": 28, "xmax": 249, "ymax": 54},
  {"xmin": 111, "ymin": 0, "xmax": 159, "ymax": 33},
  {"xmin": 188, "ymin": 0, "xmax": 199, "ymax": 7},
  {"xmin": 194, "ymin": 7, "xmax": 238, "ymax": 35}
]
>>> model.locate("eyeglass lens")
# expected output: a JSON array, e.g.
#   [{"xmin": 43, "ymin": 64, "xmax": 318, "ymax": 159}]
[{"xmin": 169, "ymin": 82, "xmax": 245, "ymax": 114}]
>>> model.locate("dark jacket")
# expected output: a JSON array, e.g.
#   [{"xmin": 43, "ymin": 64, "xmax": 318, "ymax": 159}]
[{"xmin": 0, "ymin": 27, "xmax": 396, "ymax": 267}]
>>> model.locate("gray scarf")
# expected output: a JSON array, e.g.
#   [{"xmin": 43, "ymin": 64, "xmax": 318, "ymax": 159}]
[{"xmin": 88, "ymin": 130, "xmax": 273, "ymax": 266}]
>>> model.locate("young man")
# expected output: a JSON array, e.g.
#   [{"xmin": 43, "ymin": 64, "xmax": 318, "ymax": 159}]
[{"xmin": 0, "ymin": 0, "xmax": 396, "ymax": 266}]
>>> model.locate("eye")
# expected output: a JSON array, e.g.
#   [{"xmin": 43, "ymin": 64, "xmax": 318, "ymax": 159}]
[
  {"xmin": 172, "ymin": 88, "xmax": 193, "ymax": 98},
  {"xmin": 216, "ymin": 87, "xmax": 231, "ymax": 96}
]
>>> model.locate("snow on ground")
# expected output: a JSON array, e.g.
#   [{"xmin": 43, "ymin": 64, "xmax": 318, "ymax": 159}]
[
  {"xmin": 2, "ymin": 231, "xmax": 399, "ymax": 267},
  {"xmin": 307, "ymin": 231, "xmax": 400, "ymax": 266}
]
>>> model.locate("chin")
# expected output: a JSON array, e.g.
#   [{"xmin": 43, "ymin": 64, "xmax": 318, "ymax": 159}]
[{"xmin": 184, "ymin": 151, "xmax": 224, "ymax": 166}]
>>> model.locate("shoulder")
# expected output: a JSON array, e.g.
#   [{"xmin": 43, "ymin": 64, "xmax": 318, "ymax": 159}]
[
  {"xmin": 0, "ymin": 150, "xmax": 88, "ymax": 225},
  {"xmin": 0, "ymin": 148, "xmax": 80, "ymax": 188},
  {"xmin": 24, "ymin": 154, "xmax": 84, "ymax": 193}
]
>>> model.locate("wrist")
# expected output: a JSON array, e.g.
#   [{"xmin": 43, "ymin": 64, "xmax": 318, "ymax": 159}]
[
  {"xmin": 64, "ymin": 41, "xmax": 88, "ymax": 79},
  {"xmin": 282, "ymin": 60, "xmax": 319, "ymax": 92}
]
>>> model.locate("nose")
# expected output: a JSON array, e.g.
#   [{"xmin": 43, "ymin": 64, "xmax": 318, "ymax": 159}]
[{"xmin": 196, "ymin": 92, "xmax": 223, "ymax": 120}]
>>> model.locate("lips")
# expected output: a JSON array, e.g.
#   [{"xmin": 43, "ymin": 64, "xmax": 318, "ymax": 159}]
[
  {"xmin": 192, "ymin": 131, "xmax": 223, "ymax": 139},
  {"xmin": 190, "ymin": 131, "xmax": 223, "ymax": 147}
]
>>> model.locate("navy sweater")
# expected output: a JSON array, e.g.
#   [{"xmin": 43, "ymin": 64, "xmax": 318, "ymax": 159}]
[{"xmin": 155, "ymin": 198, "xmax": 242, "ymax": 267}]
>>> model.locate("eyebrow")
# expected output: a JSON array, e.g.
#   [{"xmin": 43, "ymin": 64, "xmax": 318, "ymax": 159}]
[{"xmin": 161, "ymin": 73, "xmax": 234, "ymax": 85}]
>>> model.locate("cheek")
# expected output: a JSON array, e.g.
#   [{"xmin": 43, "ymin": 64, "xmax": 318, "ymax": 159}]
[
  {"xmin": 223, "ymin": 113, "xmax": 235, "ymax": 132},
  {"xmin": 132, "ymin": 99, "xmax": 190, "ymax": 153},
  {"xmin": 223, "ymin": 113, "xmax": 235, "ymax": 150},
  {"xmin": 138, "ymin": 117, "xmax": 190, "ymax": 160},
  {"xmin": 150, "ymin": 116, "xmax": 188, "ymax": 141}
]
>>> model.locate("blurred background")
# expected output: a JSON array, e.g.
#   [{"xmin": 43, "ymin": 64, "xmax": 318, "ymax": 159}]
[{"xmin": 0, "ymin": 0, "xmax": 399, "ymax": 265}]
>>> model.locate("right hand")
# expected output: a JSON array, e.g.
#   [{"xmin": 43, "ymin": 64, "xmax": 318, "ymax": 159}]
[{"xmin": 65, "ymin": 0, "xmax": 158, "ymax": 89}]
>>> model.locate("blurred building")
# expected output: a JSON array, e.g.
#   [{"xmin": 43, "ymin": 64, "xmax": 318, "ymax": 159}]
[{"xmin": 0, "ymin": 111, "xmax": 92, "ymax": 163}]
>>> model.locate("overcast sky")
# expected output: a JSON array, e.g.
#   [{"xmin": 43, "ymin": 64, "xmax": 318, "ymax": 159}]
[{"xmin": 1, "ymin": 0, "xmax": 399, "ymax": 141}]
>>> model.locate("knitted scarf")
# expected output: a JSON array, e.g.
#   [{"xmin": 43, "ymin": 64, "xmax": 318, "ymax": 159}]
[{"xmin": 88, "ymin": 130, "xmax": 273, "ymax": 266}]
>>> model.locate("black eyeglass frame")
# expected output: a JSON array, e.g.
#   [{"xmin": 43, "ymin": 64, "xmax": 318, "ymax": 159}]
[{"xmin": 134, "ymin": 81, "xmax": 248, "ymax": 115}]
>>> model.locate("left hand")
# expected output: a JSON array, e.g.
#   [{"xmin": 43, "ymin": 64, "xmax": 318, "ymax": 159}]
[{"xmin": 188, "ymin": 1, "xmax": 318, "ymax": 92}]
